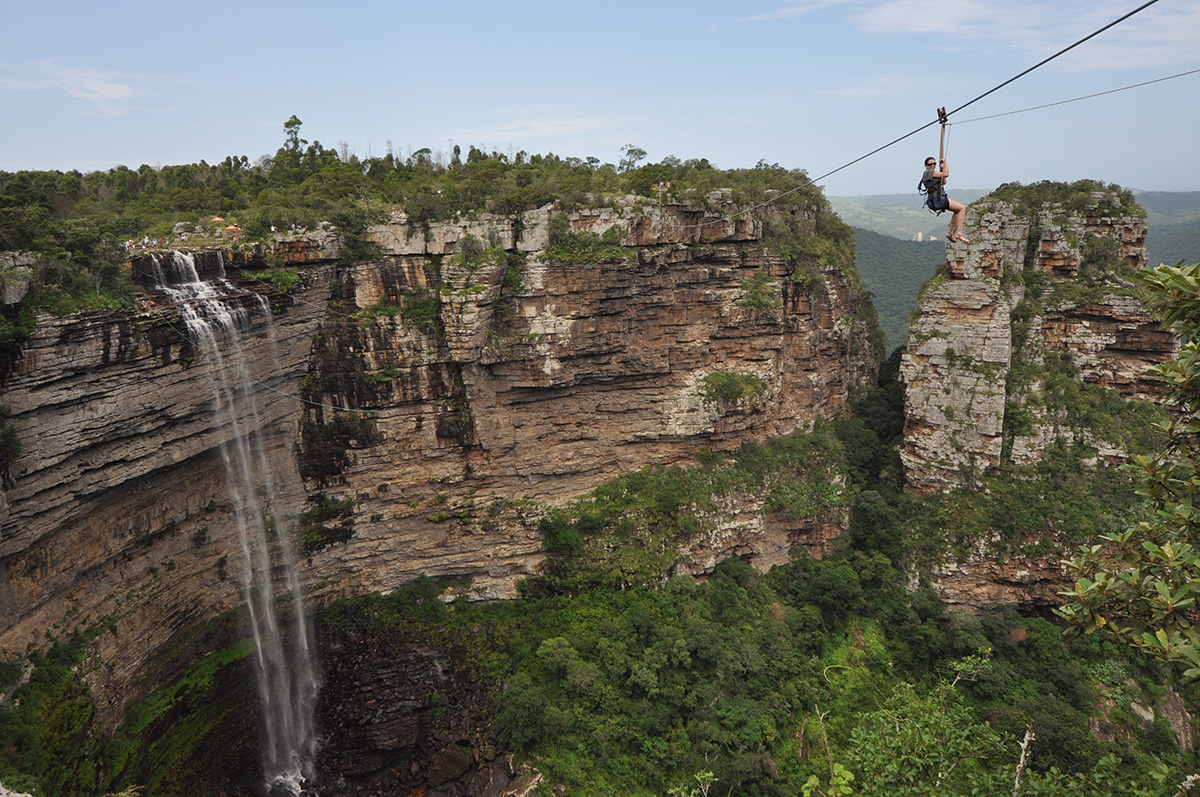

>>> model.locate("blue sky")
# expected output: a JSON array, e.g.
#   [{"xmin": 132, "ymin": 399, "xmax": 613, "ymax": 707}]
[{"xmin": 2, "ymin": 0, "xmax": 1198, "ymax": 196}]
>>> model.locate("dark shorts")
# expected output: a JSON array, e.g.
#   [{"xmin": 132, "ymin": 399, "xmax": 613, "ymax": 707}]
[{"xmin": 926, "ymin": 191, "xmax": 949, "ymax": 212}]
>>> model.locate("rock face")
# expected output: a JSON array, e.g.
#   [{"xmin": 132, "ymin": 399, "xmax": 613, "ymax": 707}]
[
  {"xmin": 300, "ymin": 198, "xmax": 876, "ymax": 610},
  {"xmin": 900, "ymin": 190, "xmax": 1176, "ymax": 609},
  {"xmin": 315, "ymin": 637, "xmax": 519, "ymax": 796},
  {"xmin": 902, "ymin": 194, "xmax": 1166, "ymax": 494},
  {"xmin": 0, "ymin": 194, "xmax": 878, "ymax": 732},
  {"xmin": 0, "ymin": 251, "xmax": 34, "ymax": 306},
  {"xmin": 900, "ymin": 206, "xmax": 1028, "ymax": 493},
  {"xmin": 0, "ymin": 249, "xmax": 334, "ymax": 724}
]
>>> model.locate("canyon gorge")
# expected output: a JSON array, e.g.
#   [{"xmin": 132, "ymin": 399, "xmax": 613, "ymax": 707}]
[
  {"xmin": 1, "ymin": 191, "xmax": 878, "ymax": 793},
  {"xmin": 0, "ymin": 182, "xmax": 1190, "ymax": 795}
]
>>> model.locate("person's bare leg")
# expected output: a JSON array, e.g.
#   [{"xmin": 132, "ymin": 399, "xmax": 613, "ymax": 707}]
[{"xmin": 947, "ymin": 200, "xmax": 968, "ymax": 241}]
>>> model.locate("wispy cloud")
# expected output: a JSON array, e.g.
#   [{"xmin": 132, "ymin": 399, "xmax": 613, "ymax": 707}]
[
  {"xmin": 741, "ymin": 0, "xmax": 859, "ymax": 22},
  {"xmin": 852, "ymin": 0, "xmax": 1003, "ymax": 36},
  {"xmin": 0, "ymin": 60, "xmax": 146, "ymax": 116},
  {"xmin": 743, "ymin": 0, "xmax": 1200, "ymax": 71},
  {"xmin": 1045, "ymin": 1, "xmax": 1200, "ymax": 72},
  {"xmin": 819, "ymin": 73, "xmax": 927, "ymax": 98},
  {"xmin": 451, "ymin": 113, "xmax": 619, "ymax": 143}
]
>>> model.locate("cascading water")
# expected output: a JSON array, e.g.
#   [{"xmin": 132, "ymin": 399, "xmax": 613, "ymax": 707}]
[{"xmin": 151, "ymin": 251, "xmax": 320, "ymax": 795}]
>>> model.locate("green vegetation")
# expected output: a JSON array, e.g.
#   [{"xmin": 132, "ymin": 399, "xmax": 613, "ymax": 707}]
[
  {"xmin": 0, "ymin": 119, "xmax": 849, "ymax": 356},
  {"xmin": 700, "ymin": 371, "xmax": 768, "ymax": 408},
  {"xmin": 827, "ymin": 190, "xmax": 991, "ymax": 240},
  {"xmin": 239, "ymin": 266, "xmax": 301, "ymax": 293},
  {"xmin": 2, "ymin": 330, "xmax": 1193, "ymax": 794},
  {"xmin": 982, "ymin": 186, "xmax": 1166, "ymax": 489},
  {"xmin": 761, "ymin": 201, "xmax": 854, "ymax": 277},
  {"xmin": 104, "ymin": 640, "xmax": 257, "ymax": 796},
  {"xmin": 979, "ymin": 180, "xmax": 1144, "ymax": 219},
  {"xmin": 353, "ymin": 338, "xmax": 1186, "ymax": 795},
  {"xmin": 851, "ymin": 227, "xmax": 944, "ymax": 350},
  {"xmin": 532, "ymin": 427, "xmax": 846, "ymax": 594},
  {"xmin": 543, "ymin": 215, "xmax": 634, "ymax": 263},
  {"xmin": 1147, "ymin": 220, "xmax": 1200, "ymax": 268},
  {"xmin": 1062, "ymin": 260, "xmax": 1200, "ymax": 679},
  {"xmin": 0, "ymin": 404, "xmax": 20, "ymax": 486},
  {"xmin": 0, "ymin": 633, "xmax": 108, "ymax": 796},
  {"xmin": 398, "ymin": 287, "xmax": 442, "ymax": 336},
  {"xmin": 297, "ymin": 492, "xmax": 355, "ymax": 553},
  {"xmin": 1131, "ymin": 191, "xmax": 1200, "ymax": 228},
  {"xmin": 3, "ymin": 142, "xmax": 1194, "ymax": 795},
  {"xmin": 297, "ymin": 411, "xmax": 378, "ymax": 486},
  {"xmin": 351, "ymin": 299, "xmax": 402, "ymax": 322},
  {"xmin": 841, "ymin": 190, "xmax": 1200, "ymax": 350},
  {"xmin": 316, "ymin": 523, "xmax": 1194, "ymax": 796},
  {"xmin": 735, "ymin": 270, "xmax": 782, "ymax": 311}
]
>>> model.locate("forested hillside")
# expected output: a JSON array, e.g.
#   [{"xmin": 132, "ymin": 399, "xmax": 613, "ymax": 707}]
[
  {"xmin": 850, "ymin": 227, "xmax": 943, "ymax": 350},
  {"xmin": 1136, "ymin": 191, "xmax": 1200, "ymax": 227},
  {"xmin": 828, "ymin": 190, "xmax": 990, "ymax": 240},
  {"xmin": 1148, "ymin": 220, "xmax": 1200, "ymax": 267}
]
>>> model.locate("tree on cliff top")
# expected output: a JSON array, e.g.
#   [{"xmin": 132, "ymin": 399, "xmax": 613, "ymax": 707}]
[{"xmin": 1060, "ymin": 260, "xmax": 1200, "ymax": 680}]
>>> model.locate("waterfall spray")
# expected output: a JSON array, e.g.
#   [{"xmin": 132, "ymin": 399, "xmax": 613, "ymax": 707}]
[{"xmin": 152, "ymin": 251, "xmax": 320, "ymax": 794}]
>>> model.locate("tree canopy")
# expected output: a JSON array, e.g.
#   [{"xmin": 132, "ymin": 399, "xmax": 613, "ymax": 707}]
[{"xmin": 1060, "ymin": 259, "xmax": 1200, "ymax": 680}]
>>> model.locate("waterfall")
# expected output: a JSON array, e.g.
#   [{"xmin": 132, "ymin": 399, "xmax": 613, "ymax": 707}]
[{"xmin": 151, "ymin": 252, "xmax": 320, "ymax": 795}]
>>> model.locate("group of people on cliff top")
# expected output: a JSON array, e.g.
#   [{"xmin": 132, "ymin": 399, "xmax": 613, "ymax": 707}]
[{"xmin": 125, "ymin": 236, "xmax": 168, "ymax": 251}]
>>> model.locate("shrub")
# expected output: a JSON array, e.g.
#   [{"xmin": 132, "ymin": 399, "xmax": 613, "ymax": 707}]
[
  {"xmin": 0, "ymin": 404, "xmax": 20, "ymax": 485},
  {"xmin": 399, "ymin": 288, "xmax": 441, "ymax": 336},
  {"xmin": 700, "ymin": 371, "xmax": 767, "ymax": 407},
  {"xmin": 297, "ymin": 492, "xmax": 355, "ymax": 553},
  {"xmin": 734, "ymin": 269, "xmax": 781, "ymax": 311}
]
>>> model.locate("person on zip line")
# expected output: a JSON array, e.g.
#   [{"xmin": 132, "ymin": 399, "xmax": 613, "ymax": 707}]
[{"xmin": 921, "ymin": 156, "xmax": 969, "ymax": 242}]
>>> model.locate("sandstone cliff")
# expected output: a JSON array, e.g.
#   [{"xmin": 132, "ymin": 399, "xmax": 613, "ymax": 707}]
[
  {"xmin": 0, "ymin": 250, "xmax": 334, "ymax": 726},
  {"xmin": 0, "ymin": 192, "xmax": 878, "ymax": 729},
  {"xmin": 900, "ymin": 187, "xmax": 1176, "ymax": 609},
  {"xmin": 297, "ymin": 196, "xmax": 877, "ymax": 612}
]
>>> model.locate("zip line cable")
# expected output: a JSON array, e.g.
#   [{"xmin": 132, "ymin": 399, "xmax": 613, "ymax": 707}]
[
  {"xmin": 942, "ymin": 0, "xmax": 1163, "ymax": 121},
  {"xmin": 651, "ymin": 0, "xmax": 1167, "ymax": 237},
  {"xmin": 951, "ymin": 67, "xmax": 1200, "ymax": 125},
  {"xmin": 191, "ymin": 2, "xmax": 1178, "ymax": 295}
]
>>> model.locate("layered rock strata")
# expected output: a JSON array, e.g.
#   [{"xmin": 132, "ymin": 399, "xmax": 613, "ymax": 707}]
[
  {"xmin": 0, "ymin": 194, "xmax": 878, "ymax": 731},
  {"xmin": 900, "ymin": 206, "xmax": 1028, "ymax": 493},
  {"xmin": 299, "ymin": 196, "xmax": 876, "ymax": 608},
  {"xmin": 901, "ymin": 192, "xmax": 1175, "ymax": 610},
  {"xmin": 902, "ymin": 196, "xmax": 1167, "ymax": 494},
  {"xmin": 0, "ymin": 251, "xmax": 334, "ymax": 723}
]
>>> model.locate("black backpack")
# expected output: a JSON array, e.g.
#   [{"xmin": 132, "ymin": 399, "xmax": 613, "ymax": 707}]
[{"xmin": 919, "ymin": 172, "xmax": 949, "ymax": 215}]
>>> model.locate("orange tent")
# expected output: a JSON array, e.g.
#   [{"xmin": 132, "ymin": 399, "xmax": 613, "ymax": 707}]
[
  {"xmin": 212, "ymin": 216, "xmax": 225, "ymax": 222},
  {"xmin": 225, "ymin": 225, "xmax": 239, "ymax": 230}
]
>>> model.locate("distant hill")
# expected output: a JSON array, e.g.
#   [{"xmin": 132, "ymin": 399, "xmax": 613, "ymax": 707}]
[
  {"xmin": 1147, "ymin": 220, "xmax": 1200, "ymax": 267},
  {"xmin": 851, "ymin": 226, "xmax": 944, "ymax": 351},
  {"xmin": 829, "ymin": 190, "xmax": 990, "ymax": 240},
  {"xmin": 1135, "ymin": 191, "xmax": 1200, "ymax": 228},
  {"xmin": 1136, "ymin": 191, "xmax": 1200, "ymax": 267}
]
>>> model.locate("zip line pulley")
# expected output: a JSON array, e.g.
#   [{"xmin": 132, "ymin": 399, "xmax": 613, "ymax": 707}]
[{"xmin": 937, "ymin": 107, "xmax": 949, "ymax": 163}]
